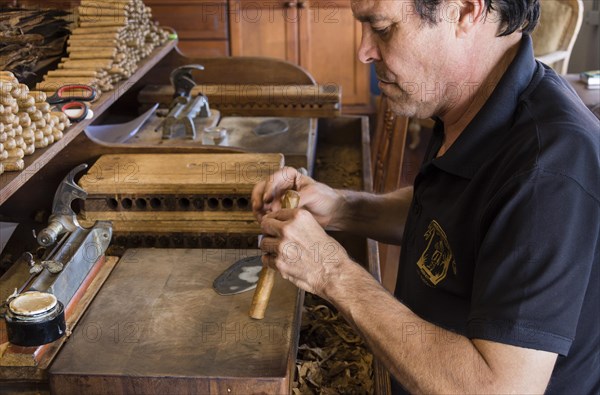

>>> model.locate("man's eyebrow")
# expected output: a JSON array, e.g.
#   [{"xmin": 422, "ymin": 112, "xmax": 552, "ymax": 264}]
[{"xmin": 354, "ymin": 14, "xmax": 390, "ymax": 24}]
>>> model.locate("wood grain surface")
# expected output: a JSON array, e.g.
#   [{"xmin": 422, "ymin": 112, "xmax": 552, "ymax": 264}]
[
  {"xmin": 49, "ymin": 248, "xmax": 302, "ymax": 394},
  {"xmin": 78, "ymin": 153, "xmax": 284, "ymax": 195}
]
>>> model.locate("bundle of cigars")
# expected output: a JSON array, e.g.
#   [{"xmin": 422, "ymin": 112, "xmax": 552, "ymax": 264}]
[
  {"xmin": 1, "ymin": 71, "xmax": 70, "ymax": 175},
  {"xmin": 36, "ymin": 0, "xmax": 169, "ymax": 96}
]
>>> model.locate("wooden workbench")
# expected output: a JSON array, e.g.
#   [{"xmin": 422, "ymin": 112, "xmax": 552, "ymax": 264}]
[{"xmin": 49, "ymin": 248, "xmax": 302, "ymax": 394}]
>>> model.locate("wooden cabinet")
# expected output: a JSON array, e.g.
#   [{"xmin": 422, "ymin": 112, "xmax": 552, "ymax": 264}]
[
  {"xmin": 146, "ymin": 0, "xmax": 230, "ymax": 57},
  {"xmin": 150, "ymin": 0, "xmax": 371, "ymax": 111},
  {"xmin": 229, "ymin": 0, "xmax": 370, "ymax": 111}
]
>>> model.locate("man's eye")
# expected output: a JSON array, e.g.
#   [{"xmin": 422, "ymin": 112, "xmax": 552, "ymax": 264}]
[{"xmin": 372, "ymin": 26, "xmax": 391, "ymax": 37}]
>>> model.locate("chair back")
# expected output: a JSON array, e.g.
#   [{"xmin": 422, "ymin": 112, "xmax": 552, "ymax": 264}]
[{"xmin": 532, "ymin": 0, "xmax": 584, "ymax": 74}]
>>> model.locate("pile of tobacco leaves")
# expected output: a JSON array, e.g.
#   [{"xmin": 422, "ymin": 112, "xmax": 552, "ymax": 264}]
[
  {"xmin": 293, "ymin": 293, "xmax": 373, "ymax": 394},
  {"xmin": 0, "ymin": 6, "xmax": 71, "ymax": 81}
]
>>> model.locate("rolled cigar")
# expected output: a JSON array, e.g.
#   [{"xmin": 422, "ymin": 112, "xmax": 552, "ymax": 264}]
[
  {"xmin": 78, "ymin": 20, "xmax": 127, "ymax": 28},
  {"xmin": 9, "ymin": 85, "xmax": 22, "ymax": 98},
  {"xmin": 78, "ymin": 7, "xmax": 127, "ymax": 16},
  {"xmin": 4, "ymin": 138, "xmax": 16, "ymax": 150},
  {"xmin": 38, "ymin": 78, "xmax": 95, "ymax": 88},
  {"xmin": 33, "ymin": 102, "xmax": 51, "ymax": 113},
  {"xmin": 6, "ymin": 148, "xmax": 24, "ymax": 159},
  {"xmin": 18, "ymin": 83, "xmax": 29, "ymax": 95},
  {"xmin": 70, "ymin": 26, "xmax": 123, "ymax": 34},
  {"xmin": 1, "ymin": 158, "xmax": 25, "ymax": 172},
  {"xmin": 59, "ymin": 60, "xmax": 113, "ymax": 69},
  {"xmin": 22, "ymin": 128, "xmax": 33, "ymax": 139},
  {"xmin": 50, "ymin": 111, "xmax": 69, "ymax": 124},
  {"xmin": 29, "ymin": 110, "xmax": 43, "ymax": 122},
  {"xmin": 68, "ymin": 39, "xmax": 119, "ymax": 47},
  {"xmin": 0, "ymin": 96, "xmax": 16, "ymax": 106},
  {"xmin": 29, "ymin": 91, "xmax": 47, "ymax": 102},
  {"xmin": 17, "ymin": 96, "xmax": 35, "ymax": 108},
  {"xmin": 0, "ymin": 113, "xmax": 15, "ymax": 125},
  {"xmin": 24, "ymin": 144, "xmax": 35, "ymax": 155},
  {"xmin": 46, "ymin": 69, "xmax": 99, "ymax": 78},
  {"xmin": 69, "ymin": 52, "xmax": 116, "ymax": 60},
  {"xmin": 67, "ymin": 48, "xmax": 117, "ymax": 58},
  {"xmin": 79, "ymin": 0, "xmax": 130, "ymax": 7},
  {"xmin": 35, "ymin": 137, "xmax": 49, "ymax": 149},
  {"xmin": 35, "ymin": 118, "xmax": 47, "ymax": 129},
  {"xmin": 18, "ymin": 114, "xmax": 31, "ymax": 127},
  {"xmin": 69, "ymin": 31, "xmax": 121, "ymax": 39}
]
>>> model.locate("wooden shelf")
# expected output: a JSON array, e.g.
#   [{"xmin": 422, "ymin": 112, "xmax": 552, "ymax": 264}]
[{"xmin": 0, "ymin": 39, "xmax": 177, "ymax": 205}]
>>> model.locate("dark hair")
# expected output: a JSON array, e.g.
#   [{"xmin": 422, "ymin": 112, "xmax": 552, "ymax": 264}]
[{"xmin": 413, "ymin": 0, "xmax": 540, "ymax": 36}]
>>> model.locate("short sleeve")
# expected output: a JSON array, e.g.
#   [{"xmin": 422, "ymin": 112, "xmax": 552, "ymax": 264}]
[{"xmin": 467, "ymin": 167, "xmax": 599, "ymax": 356}]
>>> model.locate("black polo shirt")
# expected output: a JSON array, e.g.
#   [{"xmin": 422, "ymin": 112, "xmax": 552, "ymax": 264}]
[{"xmin": 393, "ymin": 35, "xmax": 599, "ymax": 394}]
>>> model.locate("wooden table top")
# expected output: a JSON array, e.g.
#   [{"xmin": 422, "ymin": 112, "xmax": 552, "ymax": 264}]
[{"xmin": 49, "ymin": 248, "xmax": 302, "ymax": 394}]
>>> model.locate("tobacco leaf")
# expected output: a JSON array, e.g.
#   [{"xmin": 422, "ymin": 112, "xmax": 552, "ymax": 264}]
[
  {"xmin": 295, "ymin": 294, "xmax": 374, "ymax": 394},
  {"xmin": 0, "ymin": 6, "xmax": 71, "ymax": 81}
]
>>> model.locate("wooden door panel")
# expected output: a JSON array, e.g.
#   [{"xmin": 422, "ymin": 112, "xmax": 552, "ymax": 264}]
[
  {"xmin": 148, "ymin": 2, "xmax": 228, "ymax": 40},
  {"xmin": 229, "ymin": 0, "xmax": 299, "ymax": 63},
  {"xmin": 177, "ymin": 40, "xmax": 230, "ymax": 57},
  {"xmin": 299, "ymin": 3, "xmax": 369, "ymax": 105}
]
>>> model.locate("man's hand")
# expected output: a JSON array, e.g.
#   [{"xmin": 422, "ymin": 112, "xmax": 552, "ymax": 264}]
[
  {"xmin": 259, "ymin": 207, "xmax": 352, "ymax": 297},
  {"xmin": 251, "ymin": 167, "xmax": 343, "ymax": 228}
]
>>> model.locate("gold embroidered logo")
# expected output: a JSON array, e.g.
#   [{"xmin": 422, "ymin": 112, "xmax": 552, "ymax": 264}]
[{"xmin": 417, "ymin": 220, "xmax": 456, "ymax": 286}]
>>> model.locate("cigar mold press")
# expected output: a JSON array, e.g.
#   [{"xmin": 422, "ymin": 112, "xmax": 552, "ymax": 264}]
[
  {"xmin": 1, "ymin": 164, "xmax": 112, "ymax": 347},
  {"xmin": 85, "ymin": 64, "xmax": 220, "ymax": 145},
  {"xmin": 85, "ymin": 64, "xmax": 317, "ymax": 173}
]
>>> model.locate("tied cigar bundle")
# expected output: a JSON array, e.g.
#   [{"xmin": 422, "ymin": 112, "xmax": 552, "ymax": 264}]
[
  {"xmin": 1, "ymin": 71, "xmax": 70, "ymax": 175},
  {"xmin": 36, "ymin": 0, "xmax": 169, "ymax": 96}
]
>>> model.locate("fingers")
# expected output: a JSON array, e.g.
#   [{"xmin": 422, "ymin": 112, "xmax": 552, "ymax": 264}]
[{"xmin": 251, "ymin": 167, "xmax": 316, "ymax": 220}]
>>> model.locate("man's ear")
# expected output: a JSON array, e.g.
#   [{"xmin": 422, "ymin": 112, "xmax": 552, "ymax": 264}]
[{"xmin": 453, "ymin": 0, "xmax": 486, "ymax": 37}]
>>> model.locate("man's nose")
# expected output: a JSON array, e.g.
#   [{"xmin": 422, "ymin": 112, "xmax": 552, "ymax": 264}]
[{"xmin": 358, "ymin": 25, "xmax": 381, "ymax": 64}]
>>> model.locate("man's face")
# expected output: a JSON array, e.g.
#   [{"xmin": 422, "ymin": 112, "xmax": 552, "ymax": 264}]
[{"xmin": 352, "ymin": 0, "xmax": 459, "ymax": 119}]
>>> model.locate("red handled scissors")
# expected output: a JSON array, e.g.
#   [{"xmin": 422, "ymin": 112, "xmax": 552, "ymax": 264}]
[{"xmin": 46, "ymin": 84, "xmax": 97, "ymax": 123}]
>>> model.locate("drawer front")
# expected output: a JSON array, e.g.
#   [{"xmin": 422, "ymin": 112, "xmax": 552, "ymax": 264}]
[
  {"xmin": 177, "ymin": 40, "xmax": 230, "ymax": 57},
  {"xmin": 148, "ymin": 1, "xmax": 228, "ymax": 40}
]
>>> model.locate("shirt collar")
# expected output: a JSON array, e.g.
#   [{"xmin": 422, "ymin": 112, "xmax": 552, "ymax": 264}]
[{"xmin": 429, "ymin": 35, "xmax": 541, "ymax": 179}]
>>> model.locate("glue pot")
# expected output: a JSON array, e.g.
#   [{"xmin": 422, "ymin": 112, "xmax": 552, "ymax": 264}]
[{"xmin": 4, "ymin": 291, "xmax": 66, "ymax": 347}]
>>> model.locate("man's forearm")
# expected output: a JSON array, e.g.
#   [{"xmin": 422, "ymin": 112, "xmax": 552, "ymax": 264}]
[
  {"xmin": 328, "ymin": 186, "xmax": 413, "ymax": 245},
  {"xmin": 325, "ymin": 261, "xmax": 555, "ymax": 394}
]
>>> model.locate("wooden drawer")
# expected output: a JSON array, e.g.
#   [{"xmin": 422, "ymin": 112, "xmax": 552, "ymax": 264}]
[
  {"xmin": 148, "ymin": 1, "xmax": 228, "ymax": 40},
  {"xmin": 177, "ymin": 39, "xmax": 229, "ymax": 57}
]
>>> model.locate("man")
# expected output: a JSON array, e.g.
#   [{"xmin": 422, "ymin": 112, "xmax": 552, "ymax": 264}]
[{"xmin": 252, "ymin": 0, "xmax": 599, "ymax": 393}]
